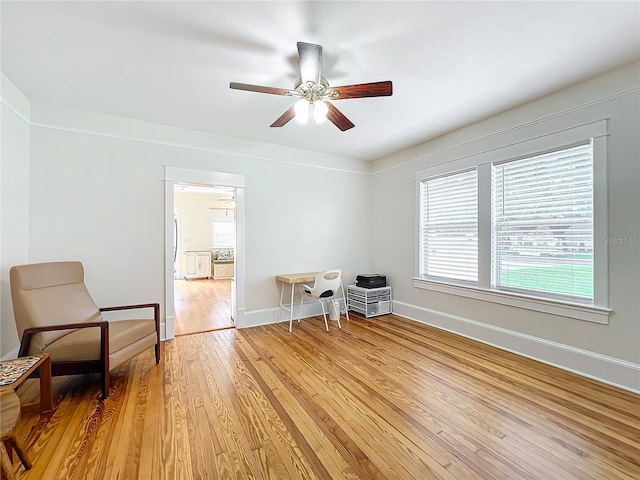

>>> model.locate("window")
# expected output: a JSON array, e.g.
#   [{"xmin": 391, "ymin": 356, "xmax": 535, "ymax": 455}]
[
  {"xmin": 415, "ymin": 120, "xmax": 609, "ymax": 323},
  {"xmin": 211, "ymin": 216, "xmax": 235, "ymax": 248},
  {"xmin": 492, "ymin": 143, "xmax": 593, "ymax": 301},
  {"xmin": 420, "ymin": 170, "xmax": 478, "ymax": 282}
]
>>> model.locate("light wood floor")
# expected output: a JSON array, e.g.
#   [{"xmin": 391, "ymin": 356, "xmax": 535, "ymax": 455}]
[
  {"xmin": 9, "ymin": 313, "xmax": 640, "ymax": 479},
  {"xmin": 174, "ymin": 278, "xmax": 233, "ymax": 335}
]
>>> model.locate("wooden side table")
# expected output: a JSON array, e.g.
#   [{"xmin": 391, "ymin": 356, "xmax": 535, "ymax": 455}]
[
  {"xmin": 0, "ymin": 354, "xmax": 53, "ymax": 413},
  {"xmin": 1, "ymin": 389, "xmax": 32, "ymax": 475}
]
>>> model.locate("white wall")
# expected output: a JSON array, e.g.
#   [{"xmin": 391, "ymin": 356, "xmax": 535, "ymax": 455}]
[
  {"xmin": 0, "ymin": 74, "xmax": 30, "ymax": 357},
  {"xmin": 370, "ymin": 62, "xmax": 640, "ymax": 391},
  {"xmin": 20, "ymin": 103, "xmax": 371, "ymax": 340}
]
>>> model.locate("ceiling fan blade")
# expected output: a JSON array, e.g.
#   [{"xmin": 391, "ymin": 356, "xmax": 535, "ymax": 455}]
[
  {"xmin": 325, "ymin": 102, "xmax": 355, "ymax": 131},
  {"xmin": 230, "ymin": 82, "xmax": 290, "ymax": 96},
  {"xmin": 328, "ymin": 81, "xmax": 393, "ymax": 100},
  {"xmin": 270, "ymin": 106, "xmax": 296, "ymax": 128},
  {"xmin": 297, "ymin": 42, "xmax": 322, "ymax": 85}
]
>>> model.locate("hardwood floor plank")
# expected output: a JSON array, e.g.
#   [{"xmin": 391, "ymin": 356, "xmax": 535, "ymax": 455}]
[
  {"xmin": 194, "ymin": 336, "xmax": 263, "ymax": 480},
  {"xmin": 374, "ymin": 316, "xmax": 640, "ymax": 442},
  {"xmin": 236, "ymin": 335, "xmax": 361, "ymax": 480},
  {"xmin": 282, "ymin": 323, "xmax": 523, "ymax": 476},
  {"xmin": 286, "ymin": 316, "xmax": 640, "ymax": 480},
  {"xmin": 23, "ymin": 380, "xmax": 97, "ymax": 479},
  {"xmin": 216, "ymin": 332, "xmax": 320, "ymax": 480},
  {"xmin": 232, "ymin": 338, "xmax": 334, "ymax": 479},
  {"xmin": 137, "ymin": 352, "xmax": 165, "ymax": 480},
  {"xmin": 257, "ymin": 323, "xmax": 508, "ymax": 479},
  {"xmin": 360, "ymin": 316, "xmax": 640, "ymax": 475},
  {"xmin": 203, "ymin": 331, "xmax": 281, "ymax": 479},
  {"xmin": 244, "ymin": 325, "xmax": 487, "ymax": 479},
  {"xmin": 241, "ymin": 330, "xmax": 390, "ymax": 480},
  {"xmin": 164, "ymin": 340, "xmax": 195, "ymax": 480},
  {"xmin": 10, "ymin": 313, "xmax": 640, "ymax": 479},
  {"xmin": 105, "ymin": 357, "xmax": 150, "ymax": 480}
]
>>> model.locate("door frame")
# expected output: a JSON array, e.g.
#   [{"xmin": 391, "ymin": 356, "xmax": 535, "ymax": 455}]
[{"xmin": 164, "ymin": 166, "xmax": 246, "ymax": 340}]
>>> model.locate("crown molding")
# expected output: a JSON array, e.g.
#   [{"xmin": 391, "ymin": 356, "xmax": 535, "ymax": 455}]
[
  {"xmin": 1, "ymin": 96, "xmax": 30, "ymax": 124},
  {"xmin": 26, "ymin": 120, "xmax": 369, "ymax": 176},
  {"xmin": 371, "ymin": 86, "xmax": 639, "ymax": 176}
]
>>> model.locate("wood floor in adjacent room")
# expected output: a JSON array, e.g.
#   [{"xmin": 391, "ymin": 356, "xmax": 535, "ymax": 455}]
[
  {"xmin": 10, "ymin": 314, "xmax": 640, "ymax": 480},
  {"xmin": 174, "ymin": 278, "xmax": 233, "ymax": 335}
]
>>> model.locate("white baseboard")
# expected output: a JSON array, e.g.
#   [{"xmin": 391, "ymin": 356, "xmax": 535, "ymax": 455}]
[
  {"xmin": 242, "ymin": 307, "xmax": 280, "ymax": 328},
  {"xmin": 161, "ymin": 318, "xmax": 171, "ymax": 341},
  {"xmin": 393, "ymin": 300, "xmax": 640, "ymax": 393},
  {"xmin": 243, "ymin": 302, "xmax": 332, "ymax": 329}
]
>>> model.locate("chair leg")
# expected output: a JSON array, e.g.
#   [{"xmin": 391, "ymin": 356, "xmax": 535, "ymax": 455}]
[
  {"xmin": 6, "ymin": 437, "xmax": 30, "ymax": 471},
  {"xmin": 341, "ymin": 284, "xmax": 350, "ymax": 322},
  {"xmin": 294, "ymin": 293, "xmax": 304, "ymax": 332},
  {"xmin": 2, "ymin": 440, "xmax": 11, "ymax": 463},
  {"xmin": 320, "ymin": 300, "xmax": 329, "ymax": 332},
  {"xmin": 155, "ymin": 342, "xmax": 161, "ymax": 363},
  {"xmin": 101, "ymin": 369, "xmax": 110, "ymax": 400},
  {"xmin": 0, "ymin": 441, "xmax": 16, "ymax": 480}
]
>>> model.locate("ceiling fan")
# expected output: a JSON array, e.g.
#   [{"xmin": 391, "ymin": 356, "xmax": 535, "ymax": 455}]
[{"xmin": 230, "ymin": 42, "xmax": 392, "ymax": 131}]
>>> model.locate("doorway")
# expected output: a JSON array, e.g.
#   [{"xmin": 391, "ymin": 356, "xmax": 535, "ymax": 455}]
[
  {"xmin": 173, "ymin": 183, "xmax": 235, "ymax": 335},
  {"xmin": 164, "ymin": 167, "xmax": 245, "ymax": 341}
]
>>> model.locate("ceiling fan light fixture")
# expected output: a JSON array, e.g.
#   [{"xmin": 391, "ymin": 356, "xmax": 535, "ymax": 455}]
[
  {"xmin": 295, "ymin": 99, "xmax": 328, "ymax": 125},
  {"xmin": 294, "ymin": 99, "xmax": 309, "ymax": 124},
  {"xmin": 313, "ymin": 100, "xmax": 328, "ymax": 124}
]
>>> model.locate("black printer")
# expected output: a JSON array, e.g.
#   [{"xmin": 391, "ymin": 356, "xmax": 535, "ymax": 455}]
[{"xmin": 355, "ymin": 274, "xmax": 387, "ymax": 289}]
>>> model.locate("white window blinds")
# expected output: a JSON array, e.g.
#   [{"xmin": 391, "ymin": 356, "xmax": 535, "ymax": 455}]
[
  {"xmin": 420, "ymin": 170, "xmax": 478, "ymax": 282},
  {"xmin": 492, "ymin": 142, "xmax": 594, "ymax": 301},
  {"xmin": 211, "ymin": 217, "xmax": 235, "ymax": 248}
]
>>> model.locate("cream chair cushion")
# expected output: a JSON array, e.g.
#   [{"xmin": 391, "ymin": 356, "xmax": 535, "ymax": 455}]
[{"xmin": 44, "ymin": 320, "xmax": 157, "ymax": 368}]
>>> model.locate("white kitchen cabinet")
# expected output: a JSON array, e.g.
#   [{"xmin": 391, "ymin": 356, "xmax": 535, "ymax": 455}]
[{"xmin": 185, "ymin": 251, "xmax": 212, "ymax": 280}]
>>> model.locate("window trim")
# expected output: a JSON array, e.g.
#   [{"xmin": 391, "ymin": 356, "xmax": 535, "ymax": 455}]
[
  {"xmin": 413, "ymin": 277, "xmax": 610, "ymax": 324},
  {"xmin": 414, "ymin": 120, "xmax": 609, "ymax": 324}
]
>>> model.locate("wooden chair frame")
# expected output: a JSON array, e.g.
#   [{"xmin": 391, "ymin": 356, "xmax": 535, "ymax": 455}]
[{"xmin": 18, "ymin": 303, "xmax": 161, "ymax": 400}]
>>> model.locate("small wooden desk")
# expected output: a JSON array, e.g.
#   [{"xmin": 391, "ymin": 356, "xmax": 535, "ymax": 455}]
[
  {"xmin": 276, "ymin": 272, "xmax": 349, "ymax": 328},
  {"xmin": 0, "ymin": 354, "xmax": 53, "ymax": 414}
]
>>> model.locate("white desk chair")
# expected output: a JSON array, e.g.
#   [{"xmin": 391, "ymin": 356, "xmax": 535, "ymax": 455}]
[{"xmin": 295, "ymin": 269, "xmax": 349, "ymax": 332}]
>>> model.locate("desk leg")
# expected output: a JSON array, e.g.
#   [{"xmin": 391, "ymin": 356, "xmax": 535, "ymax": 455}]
[
  {"xmin": 279, "ymin": 281, "xmax": 285, "ymax": 315},
  {"xmin": 289, "ymin": 284, "xmax": 295, "ymax": 333},
  {"xmin": 278, "ymin": 281, "xmax": 289, "ymax": 326},
  {"xmin": 39, "ymin": 356, "xmax": 53, "ymax": 412}
]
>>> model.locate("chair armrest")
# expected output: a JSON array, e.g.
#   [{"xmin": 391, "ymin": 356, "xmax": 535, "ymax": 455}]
[
  {"xmin": 99, "ymin": 303, "xmax": 159, "ymax": 313},
  {"xmin": 19, "ymin": 321, "xmax": 109, "ymax": 358},
  {"xmin": 99, "ymin": 303, "xmax": 160, "ymax": 339},
  {"xmin": 22, "ymin": 321, "xmax": 109, "ymax": 334}
]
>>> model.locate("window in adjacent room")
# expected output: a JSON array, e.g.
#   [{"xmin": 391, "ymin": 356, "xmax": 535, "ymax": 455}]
[{"xmin": 211, "ymin": 216, "xmax": 235, "ymax": 249}]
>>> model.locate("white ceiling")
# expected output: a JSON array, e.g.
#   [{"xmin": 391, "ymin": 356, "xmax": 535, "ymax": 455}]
[{"xmin": 2, "ymin": 1, "xmax": 638, "ymax": 161}]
